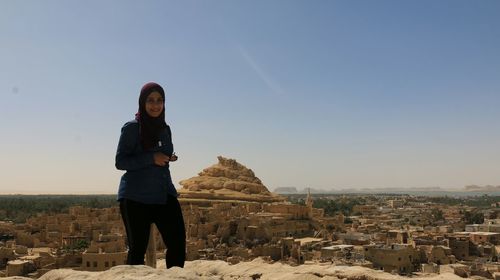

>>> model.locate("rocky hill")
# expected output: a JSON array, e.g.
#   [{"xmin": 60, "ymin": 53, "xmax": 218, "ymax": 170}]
[{"xmin": 178, "ymin": 156, "xmax": 286, "ymax": 203}]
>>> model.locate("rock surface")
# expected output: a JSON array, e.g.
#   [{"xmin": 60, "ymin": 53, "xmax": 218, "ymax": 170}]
[{"xmin": 4, "ymin": 258, "xmax": 470, "ymax": 280}]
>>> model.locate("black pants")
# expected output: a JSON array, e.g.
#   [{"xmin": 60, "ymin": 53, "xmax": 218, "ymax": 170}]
[{"xmin": 119, "ymin": 195, "xmax": 186, "ymax": 268}]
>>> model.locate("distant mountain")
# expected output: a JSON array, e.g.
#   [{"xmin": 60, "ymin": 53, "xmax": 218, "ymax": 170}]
[
  {"xmin": 273, "ymin": 187, "xmax": 332, "ymax": 194},
  {"xmin": 273, "ymin": 187, "xmax": 298, "ymax": 194},
  {"xmin": 301, "ymin": 188, "xmax": 329, "ymax": 194},
  {"xmin": 274, "ymin": 186, "xmax": 500, "ymax": 196},
  {"xmin": 465, "ymin": 185, "xmax": 500, "ymax": 192},
  {"xmin": 357, "ymin": 187, "xmax": 444, "ymax": 192},
  {"xmin": 274, "ymin": 186, "xmax": 453, "ymax": 195}
]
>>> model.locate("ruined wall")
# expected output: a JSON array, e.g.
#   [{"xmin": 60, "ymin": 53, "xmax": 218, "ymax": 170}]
[{"xmin": 81, "ymin": 252, "xmax": 127, "ymax": 271}]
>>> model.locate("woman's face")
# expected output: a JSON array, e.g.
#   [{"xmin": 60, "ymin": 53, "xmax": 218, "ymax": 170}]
[{"xmin": 145, "ymin": 91, "xmax": 164, "ymax": 118}]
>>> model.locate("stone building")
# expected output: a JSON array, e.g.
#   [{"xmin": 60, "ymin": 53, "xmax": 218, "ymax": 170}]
[
  {"xmin": 448, "ymin": 235, "xmax": 470, "ymax": 261},
  {"xmin": 469, "ymin": 232, "xmax": 500, "ymax": 245},
  {"xmin": 81, "ymin": 251, "xmax": 126, "ymax": 271},
  {"xmin": 422, "ymin": 245, "xmax": 455, "ymax": 265},
  {"xmin": 5, "ymin": 260, "xmax": 35, "ymax": 277},
  {"xmin": 388, "ymin": 200, "xmax": 404, "ymax": 209},
  {"xmin": 320, "ymin": 244, "xmax": 354, "ymax": 260},
  {"xmin": 386, "ymin": 230, "xmax": 409, "ymax": 245},
  {"xmin": 352, "ymin": 205, "xmax": 378, "ymax": 216},
  {"xmin": 363, "ymin": 244, "xmax": 420, "ymax": 274},
  {"xmin": 81, "ymin": 233, "xmax": 127, "ymax": 271},
  {"xmin": 0, "ymin": 246, "xmax": 15, "ymax": 269},
  {"xmin": 335, "ymin": 232, "xmax": 371, "ymax": 245}
]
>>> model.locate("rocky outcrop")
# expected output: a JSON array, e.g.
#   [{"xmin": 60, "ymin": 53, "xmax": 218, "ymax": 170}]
[
  {"xmin": 4, "ymin": 258, "xmax": 469, "ymax": 280},
  {"xmin": 178, "ymin": 156, "xmax": 286, "ymax": 203},
  {"xmin": 180, "ymin": 156, "xmax": 269, "ymax": 194}
]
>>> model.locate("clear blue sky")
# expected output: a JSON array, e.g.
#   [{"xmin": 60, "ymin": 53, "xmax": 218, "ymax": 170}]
[{"xmin": 1, "ymin": 0, "xmax": 500, "ymax": 194}]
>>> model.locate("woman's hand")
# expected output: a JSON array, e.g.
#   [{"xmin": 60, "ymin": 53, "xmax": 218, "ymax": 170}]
[
  {"xmin": 170, "ymin": 152, "xmax": 178, "ymax": 162},
  {"xmin": 153, "ymin": 152, "xmax": 170, "ymax": 166}
]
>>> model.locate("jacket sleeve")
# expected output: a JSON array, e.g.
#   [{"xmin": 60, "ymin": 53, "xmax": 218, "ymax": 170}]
[
  {"xmin": 115, "ymin": 122, "xmax": 154, "ymax": 171},
  {"xmin": 166, "ymin": 125, "xmax": 174, "ymax": 155}
]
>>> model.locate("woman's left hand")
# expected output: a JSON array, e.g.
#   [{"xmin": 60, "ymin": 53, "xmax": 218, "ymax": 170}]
[{"xmin": 170, "ymin": 153, "xmax": 178, "ymax": 162}]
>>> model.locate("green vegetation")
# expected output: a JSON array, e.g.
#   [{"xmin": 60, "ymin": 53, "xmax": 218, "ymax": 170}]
[
  {"xmin": 314, "ymin": 197, "xmax": 367, "ymax": 216},
  {"xmin": 0, "ymin": 195, "xmax": 117, "ymax": 223},
  {"xmin": 427, "ymin": 195, "xmax": 500, "ymax": 208},
  {"xmin": 62, "ymin": 239, "xmax": 90, "ymax": 252},
  {"xmin": 286, "ymin": 193, "xmax": 500, "ymax": 222},
  {"xmin": 288, "ymin": 196, "xmax": 306, "ymax": 206},
  {"xmin": 431, "ymin": 208, "xmax": 445, "ymax": 221},
  {"xmin": 463, "ymin": 210, "xmax": 485, "ymax": 224},
  {"xmin": 287, "ymin": 194, "xmax": 367, "ymax": 216}
]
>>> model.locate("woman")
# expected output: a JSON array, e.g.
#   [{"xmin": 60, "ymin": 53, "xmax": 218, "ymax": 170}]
[{"xmin": 115, "ymin": 82, "xmax": 185, "ymax": 268}]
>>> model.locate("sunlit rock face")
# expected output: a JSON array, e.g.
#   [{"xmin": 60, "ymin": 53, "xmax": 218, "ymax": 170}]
[
  {"xmin": 3, "ymin": 258, "xmax": 467, "ymax": 280},
  {"xmin": 178, "ymin": 156, "xmax": 286, "ymax": 203}
]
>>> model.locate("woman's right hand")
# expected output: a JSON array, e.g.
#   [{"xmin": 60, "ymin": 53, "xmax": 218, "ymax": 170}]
[{"xmin": 153, "ymin": 152, "xmax": 170, "ymax": 166}]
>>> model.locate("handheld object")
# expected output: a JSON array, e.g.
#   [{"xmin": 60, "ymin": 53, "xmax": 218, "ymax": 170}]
[{"xmin": 170, "ymin": 152, "xmax": 178, "ymax": 162}]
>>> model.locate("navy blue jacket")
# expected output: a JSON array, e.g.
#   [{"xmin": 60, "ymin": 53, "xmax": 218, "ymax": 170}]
[{"xmin": 115, "ymin": 120, "xmax": 178, "ymax": 204}]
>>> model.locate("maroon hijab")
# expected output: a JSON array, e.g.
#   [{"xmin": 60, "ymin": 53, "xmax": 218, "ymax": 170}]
[{"xmin": 135, "ymin": 82, "xmax": 167, "ymax": 150}]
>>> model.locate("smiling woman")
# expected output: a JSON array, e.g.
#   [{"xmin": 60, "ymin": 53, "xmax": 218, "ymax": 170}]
[
  {"xmin": 115, "ymin": 82, "xmax": 185, "ymax": 268},
  {"xmin": 145, "ymin": 93, "xmax": 164, "ymax": 118}
]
